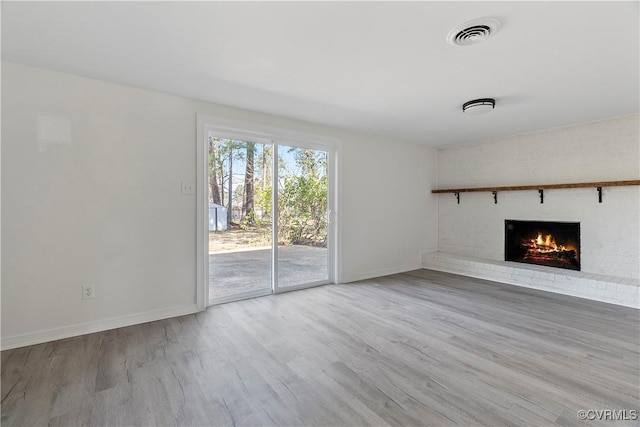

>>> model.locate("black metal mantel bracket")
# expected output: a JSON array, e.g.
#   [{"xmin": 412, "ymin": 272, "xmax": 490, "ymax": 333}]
[
  {"xmin": 492, "ymin": 191, "xmax": 498, "ymax": 204},
  {"xmin": 454, "ymin": 192, "xmax": 460, "ymax": 204},
  {"xmin": 539, "ymin": 189, "xmax": 544, "ymax": 204},
  {"xmin": 597, "ymin": 186, "xmax": 603, "ymax": 203}
]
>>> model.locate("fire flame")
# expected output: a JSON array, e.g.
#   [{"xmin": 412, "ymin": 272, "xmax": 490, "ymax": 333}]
[
  {"xmin": 519, "ymin": 230, "xmax": 578, "ymax": 266},
  {"xmin": 531, "ymin": 232, "xmax": 566, "ymax": 252}
]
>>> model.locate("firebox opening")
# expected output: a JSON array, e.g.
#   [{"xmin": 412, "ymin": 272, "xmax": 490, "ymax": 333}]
[{"xmin": 505, "ymin": 220, "xmax": 580, "ymax": 271}]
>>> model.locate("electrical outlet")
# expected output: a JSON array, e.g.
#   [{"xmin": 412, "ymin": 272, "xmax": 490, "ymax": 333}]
[
  {"xmin": 82, "ymin": 285, "xmax": 95, "ymax": 300},
  {"xmin": 181, "ymin": 181, "xmax": 195, "ymax": 195}
]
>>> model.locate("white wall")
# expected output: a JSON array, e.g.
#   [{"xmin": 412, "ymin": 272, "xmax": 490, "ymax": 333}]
[
  {"xmin": 1, "ymin": 62, "xmax": 439, "ymax": 348},
  {"xmin": 340, "ymin": 137, "xmax": 438, "ymax": 281},
  {"xmin": 436, "ymin": 115, "xmax": 640, "ymax": 279}
]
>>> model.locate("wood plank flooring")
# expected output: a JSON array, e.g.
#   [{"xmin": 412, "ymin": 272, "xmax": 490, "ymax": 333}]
[{"xmin": 2, "ymin": 269, "xmax": 639, "ymax": 426}]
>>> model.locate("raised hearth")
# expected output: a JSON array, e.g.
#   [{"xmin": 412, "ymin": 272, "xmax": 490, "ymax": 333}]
[{"xmin": 422, "ymin": 252, "xmax": 639, "ymax": 309}]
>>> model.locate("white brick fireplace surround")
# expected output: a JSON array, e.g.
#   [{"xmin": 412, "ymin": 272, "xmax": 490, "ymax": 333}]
[{"xmin": 426, "ymin": 115, "xmax": 640, "ymax": 309}]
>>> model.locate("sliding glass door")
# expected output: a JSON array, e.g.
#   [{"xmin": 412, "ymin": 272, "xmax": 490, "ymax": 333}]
[
  {"xmin": 276, "ymin": 145, "xmax": 329, "ymax": 289},
  {"xmin": 208, "ymin": 137, "xmax": 273, "ymax": 303},
  {"xmin": 206, "ymin": 132, "xmax": 333, "ymax": 305}
]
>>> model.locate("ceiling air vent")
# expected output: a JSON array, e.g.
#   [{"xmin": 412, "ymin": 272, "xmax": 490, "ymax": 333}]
[{"xmin": 447, "ymin": 18, "xmax": 500, "ymax": 46}]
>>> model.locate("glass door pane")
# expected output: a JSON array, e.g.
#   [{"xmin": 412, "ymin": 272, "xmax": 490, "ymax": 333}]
[
  {"xmin": 208, "ymin": 137, "xmax": 273, "ymax": 303},
  {"xmin": 277, "ymin": 145, "xmax": 329, "ymax": 288}
]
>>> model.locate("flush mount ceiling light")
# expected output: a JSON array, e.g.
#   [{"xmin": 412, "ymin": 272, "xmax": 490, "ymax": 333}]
[
  {"xmin": 462, "ymin": 98, "xmax": 496, "ymax": 115},
  {"xmin": 447, "ymin": 18, "xmax": 500, "ymax": 46}
]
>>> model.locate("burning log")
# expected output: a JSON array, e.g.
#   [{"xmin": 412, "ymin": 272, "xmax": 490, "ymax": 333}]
[
  {"xmin": 520, "ymin": 231, "xmax": 577, "ymax": 265},
  {"xmin": 524, "ymin": 249, "xmax": 576, "ymax": 263},
  {"xmin": 522, "ymin": 242, "xmax": 556, "ymax": 252}
]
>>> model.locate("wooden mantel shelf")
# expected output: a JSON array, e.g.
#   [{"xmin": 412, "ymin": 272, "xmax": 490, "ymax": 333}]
[{"xmin": 432, "ymin": 180, "xmax": 640, "ymax": 194}]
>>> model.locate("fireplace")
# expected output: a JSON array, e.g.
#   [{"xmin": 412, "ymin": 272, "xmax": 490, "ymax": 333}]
[{"xmin": 505, "ymin": 220, "xmax": 580, "ymax": 271}]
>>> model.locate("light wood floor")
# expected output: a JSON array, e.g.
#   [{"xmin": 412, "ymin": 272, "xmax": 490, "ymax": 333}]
[{"xmin": 2, "ymin": 270, "xmax": 639, "ymax": 426}]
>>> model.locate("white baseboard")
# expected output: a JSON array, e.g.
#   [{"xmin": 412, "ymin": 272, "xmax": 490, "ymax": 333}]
[{"xmin": 1, "ymin": 304, "xmax": 200, "ymax": 350}]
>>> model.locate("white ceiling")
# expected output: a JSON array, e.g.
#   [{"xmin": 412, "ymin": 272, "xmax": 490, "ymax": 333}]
[{"xmin": 2, "ymin": 1, "xmax": 638, "ymax": 147}]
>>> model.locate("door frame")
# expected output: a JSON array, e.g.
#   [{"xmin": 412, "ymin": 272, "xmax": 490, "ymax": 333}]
[{"xmin": 196, "ymin": 114, "xmax": 340, "ymax": 309}]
